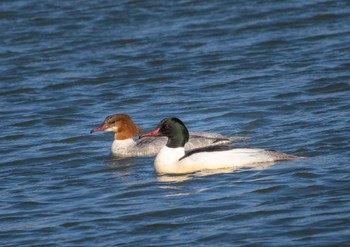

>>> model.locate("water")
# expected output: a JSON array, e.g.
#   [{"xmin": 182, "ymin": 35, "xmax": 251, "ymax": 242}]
[{"xmin": 1, "ymin": 0, "xmax": 350, "ymax": 246}]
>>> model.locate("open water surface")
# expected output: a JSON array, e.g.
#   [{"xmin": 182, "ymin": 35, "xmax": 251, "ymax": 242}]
[{"xmin": 1, "ymin": 0, "xmax": 350, "ymax": 246}]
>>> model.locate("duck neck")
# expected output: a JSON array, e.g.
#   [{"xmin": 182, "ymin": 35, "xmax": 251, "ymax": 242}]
[
  {"xmin": 166, "ymin": 128, "xmax": 189, "ymax": 148},
  {"xmin": 166, "ymin": 135, "xmax": 187, "ymax": 148},
  {"xmin": 114, "ymin": 123, "xmax": 143, "ymax": 140}
]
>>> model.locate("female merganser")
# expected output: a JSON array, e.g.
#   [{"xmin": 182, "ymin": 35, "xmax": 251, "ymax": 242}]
[
  {"xmin": 141, "ymin": 117, "xmax": 300, "ymax": 174},
  {"xmin": 90, "ymin": 114, "xmax": 249, "ymax": 158}
]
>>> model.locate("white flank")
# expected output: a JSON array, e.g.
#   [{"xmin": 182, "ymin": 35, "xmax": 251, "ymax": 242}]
[{"xmin": 154, "ymin": 148, "xmax": 294, "ymax": 174}]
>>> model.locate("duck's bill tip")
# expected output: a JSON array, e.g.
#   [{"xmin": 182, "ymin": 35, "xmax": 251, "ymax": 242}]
[
  {"xmin": 90, "ymin": 124, "xmax": 107, "ymax": 133},
  {"xmin": 140, "ymin": 127, "xmax": 161, "ymax": 138}
]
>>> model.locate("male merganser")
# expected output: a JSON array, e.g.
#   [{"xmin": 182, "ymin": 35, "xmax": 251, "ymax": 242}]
[
  {"xmin": 141, "ymin": 117, "xmax": 300, "ymax": 174},
  {"xmin": 90, "ymin": 114, "xmax": 249, "ymax": 158}
]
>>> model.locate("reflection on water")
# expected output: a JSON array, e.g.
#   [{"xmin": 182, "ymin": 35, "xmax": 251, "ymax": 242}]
[
  {"xmin": 157, "ymin": 174, "xmax": 193, "ymax": 183},
  {"xmin": 157, "ymin": 162, "xmax": 276, "ymax": 183}
]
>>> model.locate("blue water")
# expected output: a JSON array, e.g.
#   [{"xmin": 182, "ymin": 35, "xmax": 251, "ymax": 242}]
[{"xmin": 1, "ymin": 0, "xmax": 350, "ymax": 246}]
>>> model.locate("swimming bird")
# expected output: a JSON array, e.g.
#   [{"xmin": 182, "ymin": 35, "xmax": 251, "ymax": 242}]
[
  {"xmin": 90, "ymin": 114, "xmax": 249, "ymax": 158},
  {"xmin": 140, "ymin": 117, "xmax": 300, "ymax": 174}
]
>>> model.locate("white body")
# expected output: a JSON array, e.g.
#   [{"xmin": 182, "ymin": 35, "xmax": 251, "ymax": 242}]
[
  {"xmin": 154, "ymin": 146, "xmax": 296, "ymax": 174},
  {"xmin": 111, "ymin": 139, "xmax": 140, "ymax": 157}
]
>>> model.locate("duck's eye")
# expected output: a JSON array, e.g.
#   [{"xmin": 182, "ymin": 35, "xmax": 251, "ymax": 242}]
[
  {"xmin": 163, "ymin": 124, "xmax": 170, "ymax": 130},
  {"xmin": 109, "ymin": 121, "xmax": 116, "ymax": 124}
]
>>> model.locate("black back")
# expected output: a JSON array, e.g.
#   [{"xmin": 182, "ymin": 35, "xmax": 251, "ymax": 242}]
[{"xmin": 179, "ymin": 145, "xmax": 235, "ymax": 160}]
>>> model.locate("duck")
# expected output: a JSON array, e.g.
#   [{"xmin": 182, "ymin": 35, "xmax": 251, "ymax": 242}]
[
  {"xmin": 90, "ymin": 114, "xmax": 249, "ymax": 158},
  {"xmin": 140, "ymin": 117, "xmax": 300, "ymax": 174}
]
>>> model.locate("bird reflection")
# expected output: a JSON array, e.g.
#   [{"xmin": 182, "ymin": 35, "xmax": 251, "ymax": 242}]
[{"xmin": 157, "ymin": 162, "xmax": 275, "ymax": 183}]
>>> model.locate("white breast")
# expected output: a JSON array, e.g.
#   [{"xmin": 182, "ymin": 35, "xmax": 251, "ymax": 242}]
[
  {"xmin": 154, "ymin": 146, "xmax": 185, "ymax": 174},
  {"xmin": 111, "ymin": 139, "xmax": 136, "ymax": 157}
]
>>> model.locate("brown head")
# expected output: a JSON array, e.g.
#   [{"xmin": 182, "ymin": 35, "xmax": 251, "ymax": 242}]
[{"xmin": 90, "ymin": 114, "xmax": 143, "ymax": 140}]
